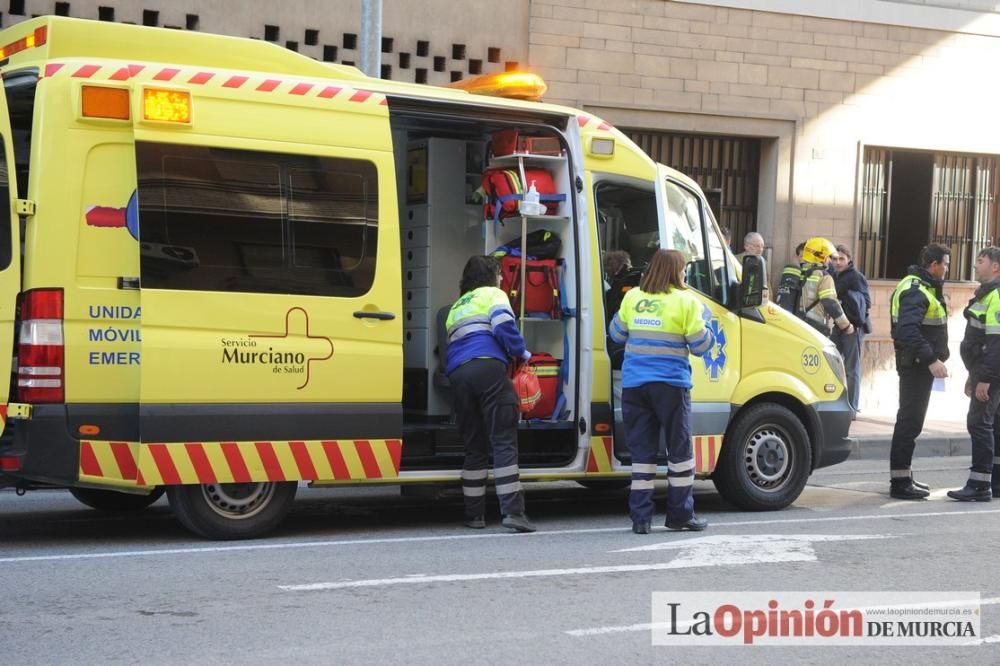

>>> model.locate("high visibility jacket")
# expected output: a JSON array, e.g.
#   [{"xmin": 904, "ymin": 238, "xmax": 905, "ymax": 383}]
[
  {"xmin": 774, "ymin": 263, "xmax": 802, "ymax": 313},
  {"xmin": 960, "ymin": 278, "xmax": 1000, "ymax": 383},
  {"xmin": 445, "ymin": 286, "xmax": 527, "ymax": 375},
  {"xmin": 890, "ymin": 265, "xmax": 949, "ymax": 367},
  {"xmin": 608, "ymin": 286, "xmax": 714, "ymax": 389},
  {"xmin": 799, "ymin": 265, "xmax": 848, "ymax": 334}
]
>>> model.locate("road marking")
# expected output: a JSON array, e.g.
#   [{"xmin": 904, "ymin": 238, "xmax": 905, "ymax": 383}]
[
  {"xmin": 1, "ymin": 507, "xmax": 998, "ymax": 565},
  {"xmin": 278, "ymin": 534, "xmax": 892, "ymax": 591},
  {"xmin": 613, "ymin": 533, "xmax": 892, "ymax": 566},
  {"xmin": 568, "ymin": 598, "xmax": 1000, "ymax": 638}
]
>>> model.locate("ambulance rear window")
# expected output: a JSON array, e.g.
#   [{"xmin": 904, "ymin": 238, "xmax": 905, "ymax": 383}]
[
  {"xmin": 3, "ymin": 69, "xmax": 37, "ymax": 201},
  {"xmin": 135, "ymin": 142, "xmax": 379, "ymax": 297}
]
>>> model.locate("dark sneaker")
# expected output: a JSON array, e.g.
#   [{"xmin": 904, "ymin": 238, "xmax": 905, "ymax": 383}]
[
  {"xmin": 889, "ymin": 482, "xmax": 929, "ymax": 500},
  {"xmin": 911, "ymin": 479, "xmax": 930, "ymax": 492},
  {"xmin": 501, "ymin": 514, "xmax": 537, "ymax": 533},
  {"xmin": 666, "ymin": 515, "xmax": 708, "ymax": 531},
  {"xmin": 463, "ymin": 516, "xmax": 486, "ymax": 529},
  {"xmin": 946, "ymin": 485, "xmax": 992, "ymax": 502},
  {"xmin": 632, "ymin": 520, "xmax": 651, "ymax": 535}
]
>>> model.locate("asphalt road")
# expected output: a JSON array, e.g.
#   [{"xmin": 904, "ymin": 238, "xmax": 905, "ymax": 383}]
[{"xmin": 0, "ymin": 457, "xmax": 998, "ymax": 664}]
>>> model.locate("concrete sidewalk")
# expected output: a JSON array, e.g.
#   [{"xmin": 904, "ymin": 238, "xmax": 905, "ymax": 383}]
[{"xmin": 847, "ymin": 414, "xmax": 969, "ymax": 460}]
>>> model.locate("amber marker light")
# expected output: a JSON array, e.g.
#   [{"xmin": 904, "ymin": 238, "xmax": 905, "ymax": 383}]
[
  {"xmin": 78, "ymin": 425, "xmax": 100, "ymax": 436},
  {"xmin": 81, "ymin": 86, "xmax": 130, "ymax": 120},
  {"xmin": 143, "ymin": 88, "xmax": 192, "ymax": 123},
  {"xmin": 446, "ymin": 71, "xmax": 548, "ymax": 101}
]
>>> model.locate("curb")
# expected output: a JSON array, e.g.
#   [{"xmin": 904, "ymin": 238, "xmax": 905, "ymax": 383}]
[{"xmin": 847, "ymin": 434, "xmax": 971, "ymax": 460}]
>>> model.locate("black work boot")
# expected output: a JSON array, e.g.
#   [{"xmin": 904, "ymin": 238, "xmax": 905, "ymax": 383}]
[
  {"xmin": 631, "ymin": 520, "xmax": 651, "ymax": 535},
  {"xmin": 911, "ymin": 478, "xmax": 930, "ymax": 492},
  {"xmin": 463, "ymin": 515, "xmax": 486, "ymax": 529},
  {"xmin": 946, "ymin": 482, "xmax": 992, "ymax": 502},
  {"xmin": 501, "ymin": 514, "xmax": 537, "ymax": 533},
  {"xmin": 890, "ymin": 479, "xmax": 929, "ymax": 500},
  {"xmin": 666, "ymin": 514, "xmax": 708, "ymax": 531}
]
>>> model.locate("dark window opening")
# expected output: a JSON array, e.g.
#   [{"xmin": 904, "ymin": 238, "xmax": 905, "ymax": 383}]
[
  {"xmin": 858, "ymin": 146, "xmax": 999, "ymax": 281},
  {"xmin": 451, "ymin": 44, "xmax": 465, "ymax": 60},
  {"xmin": 449, "ymin": 71, "xmax": 462, "ymax": 82},
  {"xmin": 8, "ymin": 0, "xmax": 23, "ymax": 16},
  {"xmin": 55, "ymin": 2, "xmax": 71, "ymax": 17},
  {"xmin": 304, "ymin": 29, "xmax": 319, "ymax": 46},
  {"xmin": 343, "ymin": 33, "xmax": 357, "ymax": 49},
  {"xmin": 414, "ymin": 68, "xmax": 427, "ymax": 84},
  {"xmin": 98, "ymin": 6, "xmax": 114, "ymax": 21},
  {"xmin": 416, "ymin": 40, "xmax": 429, "ymax": 57},
  {"xmin": 398, "ymin": 52, "xmax": 410, "ymax": 69},
  {"xmin": 342, "ymin": 60, "xmax": 354, "ymax": 67},
  {"xmin": 285, "ymin": 40, "xmax": 298, "ymax": 52},
  {"xmin": 433, "ymin": 56, "xmax": 445, "ymax": 72},
  {"xmin": 135, "ymin": 142, "xmax": 380, "ymax": 297},
  {"xmin": 487, "ymin": 47, "xmax": 501, "ymax": 63},
  {"xmin": 264, "ymin": 24, "xmax": 279, "ymax": 42},
  {"xmin": 381, "ymin": 36, "xmax": 393, "ymax": 53},
  {"xmin": 142, "ymin": 9, "xmax": 158, "ymax": 25},
  {"xmin": 468, "ymin": 59, "xmax": 482, "ymax": 75},
  {"xmin": 322, "ymin": 45, "xmax": 337, "ymax": 62},
  {"xmin": 504, "ymin": 61, "xmax": 519, "ymax": 72},
  {"xmin": 381, "ymin": 64, "xmax": 391, "ymax": 79},
  {"xmin": 185, "ymin": 13, "xmax": 199, "ymax": 30}
]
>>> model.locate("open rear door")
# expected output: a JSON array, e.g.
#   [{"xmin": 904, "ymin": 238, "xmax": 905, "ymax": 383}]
[{"xmin": 0, "ymin": 83, "xmax": 21, "ymax": 435}]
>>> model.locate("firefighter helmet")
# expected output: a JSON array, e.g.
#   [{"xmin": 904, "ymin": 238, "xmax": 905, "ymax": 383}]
[{"xmin": 802, "ymin": 237, "xmax": 836, "ymax": 265}]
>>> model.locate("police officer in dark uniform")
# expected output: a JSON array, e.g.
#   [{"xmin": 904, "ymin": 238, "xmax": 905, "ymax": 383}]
[
  {"xmin": 950, "ymin": 247, "xmax": 1000, "ymax": 501},
  {"xmin": 888, "ymin": 243, "xmax": 950, "ymax": 500}
]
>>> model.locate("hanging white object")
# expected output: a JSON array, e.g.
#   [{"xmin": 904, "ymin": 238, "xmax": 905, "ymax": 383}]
[{"xmin": 520, "ymin": 179, "xmax": 545, "ymax": 216}]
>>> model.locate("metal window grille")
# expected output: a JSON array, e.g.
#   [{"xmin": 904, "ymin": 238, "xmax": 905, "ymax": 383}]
[{"xmin": 624, "ymin": 130, "xmax": 760, "ymax": 250}]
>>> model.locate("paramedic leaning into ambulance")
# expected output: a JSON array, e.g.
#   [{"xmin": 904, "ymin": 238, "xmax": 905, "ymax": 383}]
[
  {"xmin": 446, "ymin": 256, "xmax": 536, "ymax": 533},
  {"xmin": 608, "ymin": 249, "xmax": 715, "ymax": 535}
]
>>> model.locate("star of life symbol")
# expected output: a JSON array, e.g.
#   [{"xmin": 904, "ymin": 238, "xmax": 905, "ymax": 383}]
[{"xmin": 703, "ymin": 317, "xmax": 726, "ymax": 381}]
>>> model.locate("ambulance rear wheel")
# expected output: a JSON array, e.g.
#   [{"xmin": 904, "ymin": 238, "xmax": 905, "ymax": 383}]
[
  {"xmin": 712, "ymin": 403, "xmax": 811, "ymax": 510},
  {"xmin": 69, "ymin": 487, "xmax": 165, "ymax": 511},
  {"xmin": 167, "ymin": 481, "xmax": 297, "ymax": 540}
]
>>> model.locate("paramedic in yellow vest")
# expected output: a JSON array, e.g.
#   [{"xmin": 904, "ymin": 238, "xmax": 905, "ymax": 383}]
[
  {"xmin": 888, "ymin": 243, "xmax": 950, "ymax": 500},
  {"xmin": 798, "ymin": 237, "xmax": 854, "ymax": 337},
  {"xmin": 949, "ymin": 246, "xmax": 1000, "ymax": 501},
  {"xmin": 446, "ymin": 256, "xmax": 535, "ymax": 533},
  {"xmin": 608, "ymin": 249, "xmax": 715, "ymax": 534}
]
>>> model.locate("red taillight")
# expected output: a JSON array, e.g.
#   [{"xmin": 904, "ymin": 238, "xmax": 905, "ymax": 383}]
[
  {"xmin": 17, "ymin": 289, "xmax": 65, "ymax": 403},
  {"xmin": 0, "ymin": 456, "xmax": 20, "ymax": 471}
]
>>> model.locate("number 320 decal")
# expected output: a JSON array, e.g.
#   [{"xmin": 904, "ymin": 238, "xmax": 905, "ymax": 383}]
[{"xmin": 801, "ymin": 346, "xmax": 821, "ymax": 375}]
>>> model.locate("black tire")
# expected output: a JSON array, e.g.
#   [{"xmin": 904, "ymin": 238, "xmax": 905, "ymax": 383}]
[
  {"xmin": 576, "ymin": 479, "xmax": 630, "ymax": 491},
  {"xmin": 69, "ymin": 487, "xmax": 165, "ymax": 511},
  {"xmin": 712, "ymin": 403, "xmax": 812, "ymax": 511},
  {"xmin": 166, "ymin": 482, "xmax": 297, "ymax": 540}
]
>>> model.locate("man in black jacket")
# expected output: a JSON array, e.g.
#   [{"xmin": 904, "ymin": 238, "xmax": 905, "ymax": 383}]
[
  {"xmin": 949, "ymin": 247, "xmax": 1000, "ymax": 501},
  {"xmin": 888, "ymin": 243, "xmax": 950, "ymax": 500},
  {"xmin": 831, "ymin": 245, "xmax": 872, "ymax": 412}
]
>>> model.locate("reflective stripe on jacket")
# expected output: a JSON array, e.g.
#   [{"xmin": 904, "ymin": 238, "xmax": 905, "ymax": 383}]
[
  {"xmin": 608, "ymin": 286, "xmax": 715, "ymax": 389},
  {"xmin": 445, "ymin": 286, "xmax": 527, "ymax": 374}
]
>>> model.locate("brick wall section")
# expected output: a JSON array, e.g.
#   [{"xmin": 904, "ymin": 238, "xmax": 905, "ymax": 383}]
[{"xmin": 529, "ymin": 0, "xmax": 1000, "ymax": 265}]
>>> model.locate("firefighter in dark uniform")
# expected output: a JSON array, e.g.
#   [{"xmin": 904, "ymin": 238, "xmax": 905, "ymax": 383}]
[
  {"xmin": 888, "ymin": 243, "xmax": 950, "ymax": 500},
  {"xmin": 774, "ymin": 241, "xmax": 806, "ymax": 313},
  {"xmin": 446, "ymin": 256, "xmax": 535, "ymax": 532},
  {"xmin": 949, "ymin": 246, "xmax": 1000, "ymax": 501},
  {"xmin": 608, "ymin": 249, "xmax": 715, "ymax": 534}
]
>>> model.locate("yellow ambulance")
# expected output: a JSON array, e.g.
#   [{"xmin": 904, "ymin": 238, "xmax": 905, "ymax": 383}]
[{"xmin": 0, "ymin": 17, "xmax": 852, "ymax": 538}]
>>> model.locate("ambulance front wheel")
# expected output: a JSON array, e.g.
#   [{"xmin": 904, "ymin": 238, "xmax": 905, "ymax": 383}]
[
  {"xmin": 712, "ymin": 403, "xmax": 811, "ymax": 511},
  {"xmin": 69, "ymin": 487, "xmax": 165, "ymax": 511},
  {"xmin": 167, "ymin": 481, "xmax": 297, "ymax": 540}
]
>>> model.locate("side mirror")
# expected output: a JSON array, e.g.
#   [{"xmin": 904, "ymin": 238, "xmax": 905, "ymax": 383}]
[{"xmin": 740, "ymin": 255, "xmax": 765, "ymax": 308}]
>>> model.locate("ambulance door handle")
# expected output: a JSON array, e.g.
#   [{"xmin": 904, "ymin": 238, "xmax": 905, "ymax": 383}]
[{"xmin": 353, "ymin": 310, "xmax": 395, "ymax": 321}]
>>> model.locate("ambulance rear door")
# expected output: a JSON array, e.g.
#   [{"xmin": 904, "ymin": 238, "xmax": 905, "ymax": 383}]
[{"xmin": 0, "ymin": 80, "xmax": 21, "ymax": 434}]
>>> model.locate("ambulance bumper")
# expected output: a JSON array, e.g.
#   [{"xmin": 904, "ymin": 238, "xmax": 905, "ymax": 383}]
[{"xmin": 813, "ymin": 393, "xmax": 853, "ymax": 469}]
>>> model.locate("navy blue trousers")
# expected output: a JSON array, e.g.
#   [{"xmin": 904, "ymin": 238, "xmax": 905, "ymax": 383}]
[{"xmin": 622, "ymin": 382, "xmax": 694, "ymax": 524}]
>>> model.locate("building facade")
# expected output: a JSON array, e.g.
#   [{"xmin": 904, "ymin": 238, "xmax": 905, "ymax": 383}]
[{"xmin": 5, "ymin": 0, "xmax": 998, "ymax": 415}]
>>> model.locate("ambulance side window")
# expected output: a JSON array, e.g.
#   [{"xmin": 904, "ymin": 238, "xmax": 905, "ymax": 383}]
[
  {"xmin": 0, "ymin": 136, "xmax": 9, "ymax": 270},
  {"xmin": 136, "ymin": 142, "xmax": 378, "ymax": 297},
  {"xmin": 663, "ymin": 181, "xmax": 712, "ymax": 298}
]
